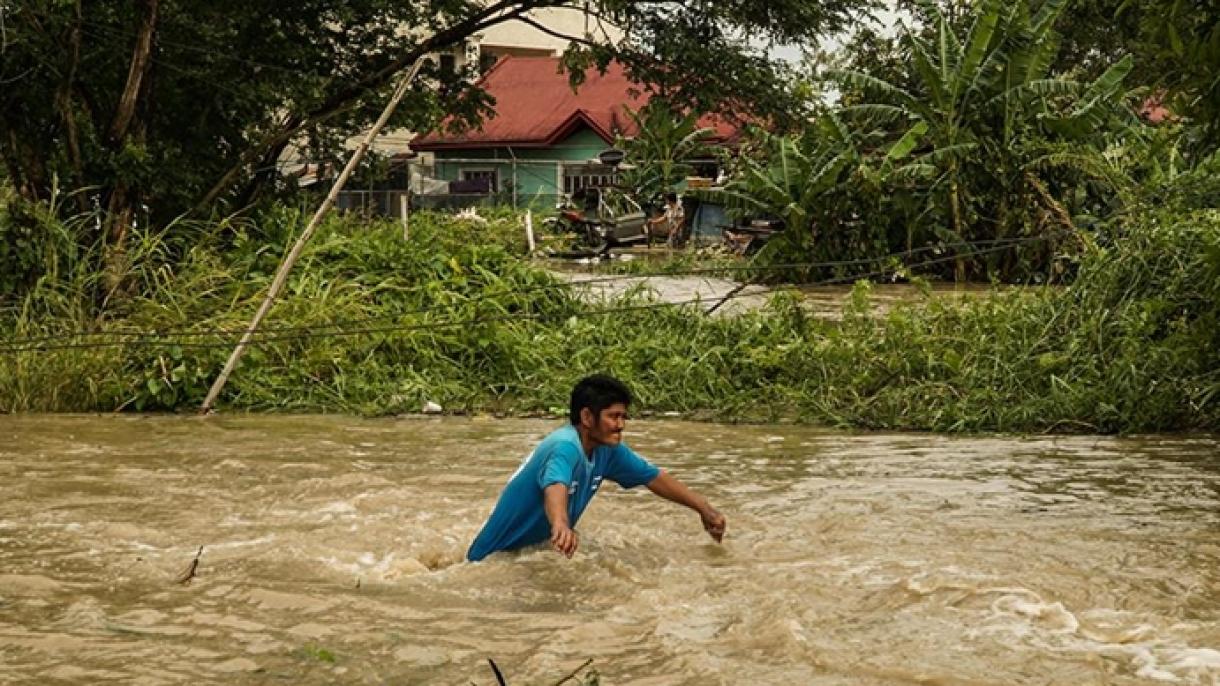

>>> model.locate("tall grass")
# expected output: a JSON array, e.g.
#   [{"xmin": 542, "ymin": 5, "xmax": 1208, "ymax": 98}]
[{"xmin": 1, "ymin": 201, "xmax": 1216, "ymax": 433}]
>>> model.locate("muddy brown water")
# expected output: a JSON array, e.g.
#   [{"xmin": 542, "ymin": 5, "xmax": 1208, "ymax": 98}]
[
  {"xmin": 551, "ymin": 266, "xmax": 1028, "ymax": 320},
  {"xmin": 1, "ymin": 415, "xmax": 1218, "ymax": 685}
]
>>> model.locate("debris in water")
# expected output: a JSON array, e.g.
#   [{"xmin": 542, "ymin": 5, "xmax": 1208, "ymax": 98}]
[
  {"xmin": 551, "ymin": 658, "xmax": 595, "ymax": 685},
  {"xmin": 174, "ymin": 546, "xmax": 203, "ymax": 585},
  {"xmin": 487, "ymin": 658, "xmax": 507, "ymax": 686},
  {"xmin": 423, "ymin": 401, "xmax": 443, "ymax": 414},
  {"xmin": 484, "ymin": 657, "xmax": 596, "ymax": 686}
]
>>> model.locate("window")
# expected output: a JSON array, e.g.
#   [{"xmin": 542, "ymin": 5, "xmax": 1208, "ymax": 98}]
[
  {"xmin": 462, "ymin": 169, "xmax": 498, "ymax": 185},
  {"xmin": 563, "ymin": 164, "xmax": 616, "ymax": 195},
  {"xmin": 450, "ymin": 168, "xmax": 497, "ymax": 194},
  {"xmin": 438, "ymin": 53, "xmax": 456, "ymax": 75},
  {"xmin": 479, "ymin": 52, "xmax": 499, "ymax": 75}
]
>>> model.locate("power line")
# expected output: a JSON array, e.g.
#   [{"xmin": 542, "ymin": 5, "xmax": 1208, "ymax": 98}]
[
  {"xmin": 0, "ymin": 239, "xmax": 1059, "ymax": 355},
  {"xmin": 0, "ymin": 232, "xmax": 1068, "ymax": 350}
]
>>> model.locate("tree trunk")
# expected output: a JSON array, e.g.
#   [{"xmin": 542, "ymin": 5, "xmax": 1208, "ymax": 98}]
[
  {"xmin": 102, "ymin": 183, "xmax": 136, "ymax": 301},
  {"xmin": 109, "ymin": 0, "xmax": 158, "ymax": 145},
  {"xmin": 5, "ymin": 129, "xmax": 47, "ymax": 202},
  {"xmin": 101, "ymin": 0, "xmax": 159, "ymax": 299},
  {"xmin": 58, "ymin": 0, "xmax": 89, "ymax": 213},
  {"xmin": 949, "ymin": 170, "xmax": 966, "ymax": 282},
  {"xmin": 1, "ymin": 128, "xmax": 31, "ymax": 200}
]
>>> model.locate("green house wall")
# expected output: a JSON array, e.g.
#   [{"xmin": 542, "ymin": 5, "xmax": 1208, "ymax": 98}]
[{"xmin": 431, "ymin": 127, "xmax": 612, "ymax": 203}]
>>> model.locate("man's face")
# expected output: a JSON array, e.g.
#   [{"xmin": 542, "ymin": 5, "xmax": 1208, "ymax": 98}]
[{"xmin": 582, "ymin": 402, "xmax": 629, "ymax": 447}]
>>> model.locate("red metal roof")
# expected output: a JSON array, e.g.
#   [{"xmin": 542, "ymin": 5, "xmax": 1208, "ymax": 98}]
[{"xmin": 412, "ymin": 56, "xmax": 740, "ymax": 150}]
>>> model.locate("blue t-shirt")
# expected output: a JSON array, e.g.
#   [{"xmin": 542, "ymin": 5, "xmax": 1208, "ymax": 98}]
[{"xmin": 466, "ymin": 424, "xmax": 661, "ymax": 561}]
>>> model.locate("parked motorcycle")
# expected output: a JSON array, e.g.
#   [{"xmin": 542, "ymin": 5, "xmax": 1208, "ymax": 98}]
[{"xmin": 543, "ymin": 186, "xmax": 649, "ymax": 258}]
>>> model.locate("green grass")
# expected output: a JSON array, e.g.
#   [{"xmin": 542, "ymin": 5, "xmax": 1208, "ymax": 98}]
[{"xmin": 1, "ymin": 202, "xmax": 1217, "ymax": 433}]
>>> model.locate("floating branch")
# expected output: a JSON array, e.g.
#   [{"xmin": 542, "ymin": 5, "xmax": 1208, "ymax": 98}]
[
  {"xmin": 174, "ymin": 546, "xmax": 203, "ymax": 585},
  {"xmin": 487, "ymin": 658, "xmax": 507, "ymax": 686},
  {"xmin": 551, "ymin": 658, "xmax": 595, "ymax": 686},
  {"xmin": 483, "ymin": 656, "xmax": 595, "ymax": 685}
]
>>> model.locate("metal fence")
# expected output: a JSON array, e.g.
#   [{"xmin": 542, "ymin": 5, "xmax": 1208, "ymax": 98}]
[
  {"xmin": 335, "ymin": 189, "xmax": 564, "ymax": 218},
  {"xmin": 332, "ymin": 157, "xmax": 619, "ymax": 218},
  {"xmin": 334, "ymin": 190, "xmax": 411, "ymax": 217}
]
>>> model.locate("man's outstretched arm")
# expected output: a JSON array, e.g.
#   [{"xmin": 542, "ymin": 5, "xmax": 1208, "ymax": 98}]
[
  {"xmin": 645, "ymin": 471, "xmax": 726, "ymax": 542},
  {"xmin": 543, "ymin": 483, "xmax": 578, "ymax": 557}
]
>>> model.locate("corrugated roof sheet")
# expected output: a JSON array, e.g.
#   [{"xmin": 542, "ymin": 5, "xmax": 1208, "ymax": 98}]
[{"xmin": 413, "ymin": 56, "xmax": 739, "ymax": 150}]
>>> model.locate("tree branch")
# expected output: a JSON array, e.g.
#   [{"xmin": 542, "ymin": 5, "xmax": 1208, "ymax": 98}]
[
  {"xmin": 515, "ymin": 14, "xmax": 602, "ymax": 49},
  {"xmin": 191, "ymin": 0, "xmax": 567, "ymax": 215}
]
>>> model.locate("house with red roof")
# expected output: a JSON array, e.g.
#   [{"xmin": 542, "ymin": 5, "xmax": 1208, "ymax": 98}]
[{"xmin": 411, "ymin": 56, "xmax": 741, "ymax": 204}]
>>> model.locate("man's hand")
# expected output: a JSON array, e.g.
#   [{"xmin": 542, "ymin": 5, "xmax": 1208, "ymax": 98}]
[
  {"xmin": 543, "ymin": 483, "xmax": 577, "ymax": 559},
  {"xmin": 700, "ymin": 507, "xmax": 726, "ymax": 543},
  {"xmin": 550, "ymin": 523, "xmax": 578, "ymax": 558},
  {"xmin": 646, "ymin": 471, "xmax": 727, "ymax": 544}
]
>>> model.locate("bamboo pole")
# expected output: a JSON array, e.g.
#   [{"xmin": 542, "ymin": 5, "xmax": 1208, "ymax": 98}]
[{"xmin": 200, "ymin": 60, "xmax": 423, "ymax": 414}]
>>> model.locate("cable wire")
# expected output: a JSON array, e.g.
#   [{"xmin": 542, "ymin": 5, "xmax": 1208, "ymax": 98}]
[
  {"xmin": 0, "ymin": 230, "xmax": 1071, "ymax": 349},
  {"xmin": 0, "ymin": 239, "xmax": 1055, "ymax": 355}
]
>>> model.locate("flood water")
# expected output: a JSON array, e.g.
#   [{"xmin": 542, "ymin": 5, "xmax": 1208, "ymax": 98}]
[{"xmin": 2, "ymin": 415, "xmax": 1218, "ymax": 685}]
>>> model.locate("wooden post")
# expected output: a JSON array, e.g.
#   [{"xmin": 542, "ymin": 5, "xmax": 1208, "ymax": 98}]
[
  {"xmin": 200, "ymin": 60, "xmax": 423, "ymax": 414},
  {"xmin": 400, "ymin": 192, "xmax": 410, "ymax": 241},
  {"xmin": 525, "ymin": 209, "xmax": 535, "ymax": 253}
]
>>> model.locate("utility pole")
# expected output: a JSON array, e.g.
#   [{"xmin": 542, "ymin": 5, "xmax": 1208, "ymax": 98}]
[{"xmin": 199, "ymin": 60, "xmax": 423, "ymax": 414}]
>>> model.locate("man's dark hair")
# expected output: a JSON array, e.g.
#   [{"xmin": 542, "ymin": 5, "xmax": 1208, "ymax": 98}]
[
  {"xmin": 664, "ymin": 192, "xmax": 678, "ymax": 203},
  {"xmin": 569, "ymin": 374, "xmax": 632, "ymax": 425}
]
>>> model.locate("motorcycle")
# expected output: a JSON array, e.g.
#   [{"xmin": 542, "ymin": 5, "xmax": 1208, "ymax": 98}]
[{"xmin": 543, "ymin": 186, "xmax": 650, "ymax": 258}]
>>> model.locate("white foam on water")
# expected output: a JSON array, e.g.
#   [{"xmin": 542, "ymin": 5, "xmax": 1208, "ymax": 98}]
[
  {"xmin": 1137, "ymin": 647, "xmax": 1220, "ymax": 683},
  {"xmin": 990, "ymin": 594, "xmax": 1080, "ymax": 634},
  {"xmin": 980, "ymin": 589, "xmax": 1220, "ymax": 683},
  {"xmin": 316, "ymin": 500, "xmax": 357, "ymax": 515},
  {"xmin": 208, "ymin": 534, "xmax": 277, "ymax": 552}
]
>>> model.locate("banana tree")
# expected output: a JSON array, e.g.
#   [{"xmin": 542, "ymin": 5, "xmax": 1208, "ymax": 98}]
[
  {"xmin": 711, "ymin": 114, "xmax": 877, "ymax": 280},
  {"xmin": 615, "ymin": 102, "xmax": 716, "ymax": 201},
  {"xmin": 832, "ymin": 0, "xmax": 1135, "ymax": 281}
]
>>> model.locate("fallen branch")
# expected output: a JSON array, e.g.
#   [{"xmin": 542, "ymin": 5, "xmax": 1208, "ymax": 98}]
[
  {"xmin": 487, "ymin": 658, "xmax": 507, "ymax": 686},
  {"xmin": 551, "ymin": 658, "xmax": 594, "ymax": 686},
  {"xmin": 174, "ymin": 546, "xmax": 203, "ymax": 585}
]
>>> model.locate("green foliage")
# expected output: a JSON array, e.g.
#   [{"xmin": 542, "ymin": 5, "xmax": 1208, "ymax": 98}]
[
  {"xmin": 1052, "ymin": 0, "xmax": 1220, "ymax": 147},
  {"xmin": 0, "ymin": 0, "xmax": 867, "ymax": 305},
  {"xmin": 708, "ymin": 116, "xmax": 895, "ymax": 283},
  {"xmin": 750, "ymin": 0, "xmax": 1144, "ymax": 283},
  {"xmin": 297, "ymin": 644, "xmax": 337, "ymax": 664},
  {"xmin": 616, "ymin": 102, "xmax": 716, "ymax": 200},
  {"xmin": 1, "ymin": 201, "xmax": 1216, "ymax": 433}
]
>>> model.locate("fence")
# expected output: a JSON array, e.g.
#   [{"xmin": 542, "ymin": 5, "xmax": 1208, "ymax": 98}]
[
  {"xmin": 335, "ymin": 190, "xmax": 565, "ymax": 218},
  {"xmin": 334, "ymin": 157, "xmax": 611, "ymax": 218}
]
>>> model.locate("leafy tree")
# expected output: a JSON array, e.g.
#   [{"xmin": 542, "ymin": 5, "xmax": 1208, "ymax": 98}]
[
  {"xmin": 831, "ymin": 0, "xmax": 1137, "ymax": 281},
  {"xmin": 615, "ymin": 102, "xmax": 715, "ymax": 201},
  {"xmin": 956, "ymin": 0, "xmax": 1218, "ymax": 150},
  {"xmin": 712, "ymin": 115, "xmax": 884, "ymax": 282},
  {"xmin": 0, "ymin": 0, "xmax": 866, "ymax": 299}
]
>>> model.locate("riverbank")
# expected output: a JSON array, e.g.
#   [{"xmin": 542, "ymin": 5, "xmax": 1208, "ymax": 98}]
[{"xmin": 1, "ymin": 205, "xmax": 1217, "ymax": 433}]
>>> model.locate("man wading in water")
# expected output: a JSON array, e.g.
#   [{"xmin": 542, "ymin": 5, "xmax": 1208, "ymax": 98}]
[{"xmin": 467, "ymin": 375, "xmax": 726, "ymax": 561}]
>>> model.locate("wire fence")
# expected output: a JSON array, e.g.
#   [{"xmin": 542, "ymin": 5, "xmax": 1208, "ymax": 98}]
[{"xmin": 334, "ymin": 158, "xmax": 617, "ymax": 217}]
